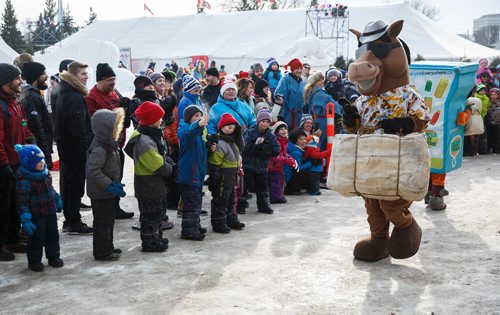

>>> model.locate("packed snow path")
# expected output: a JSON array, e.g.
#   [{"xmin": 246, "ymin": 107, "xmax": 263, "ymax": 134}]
[{"xmin": 1, "ymin": 154, "xmax": 499, "ymax": 314}]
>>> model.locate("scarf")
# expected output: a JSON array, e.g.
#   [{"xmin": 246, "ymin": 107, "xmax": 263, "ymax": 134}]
[{"xmin": 137, "ymin": 125, "xmax": 166, "ymax": 156}]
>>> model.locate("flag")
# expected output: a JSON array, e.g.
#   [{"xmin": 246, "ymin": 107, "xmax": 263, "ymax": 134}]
[
  {"xmin": 201, "ymin": 0, "xmax": 211, "ymax": 9},
  {"xmin": 144, "ymin": 3, "xmax": 154, "ymax": 15},
  {"xmin": 198, "ymin": 0, "xmax": 211, "ymax": 10}
]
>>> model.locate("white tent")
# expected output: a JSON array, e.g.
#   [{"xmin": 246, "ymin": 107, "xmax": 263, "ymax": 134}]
[
  {"xmin": 0, "ymin": 36, "xmax": 19, "ymax": 64},
  {"xmin": 37, "ymin": 3, "xmax": 500, "ymax": 73}
]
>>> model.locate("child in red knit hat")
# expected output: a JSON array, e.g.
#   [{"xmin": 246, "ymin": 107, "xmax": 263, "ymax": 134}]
[
  {"xmin": 207, "ymin": 113, "xmax": 246, "ymax": 233},
  {"xmin": 124, "ymin": 101, "xmax": 175, "ymax": 252}
]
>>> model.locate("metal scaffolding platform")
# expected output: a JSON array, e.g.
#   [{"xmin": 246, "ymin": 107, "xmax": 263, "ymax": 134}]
[{"xmin": 305, "ymin": 5, "xmax": 350, "ymax": 60}]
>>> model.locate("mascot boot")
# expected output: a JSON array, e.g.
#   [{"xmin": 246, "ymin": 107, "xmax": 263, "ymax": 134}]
[
  {"xmin": 383, "ymin": 199, "xmax": 422, "ymax": 259},
  {"xmin": 353, "ymin": 198, "xmax": 390, "ymax": 261}
]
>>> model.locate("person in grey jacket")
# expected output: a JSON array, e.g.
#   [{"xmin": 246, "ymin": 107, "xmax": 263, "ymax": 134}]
[{"xmin": 86, "ymin": 108, "xmax": 126, "ymax": 261}]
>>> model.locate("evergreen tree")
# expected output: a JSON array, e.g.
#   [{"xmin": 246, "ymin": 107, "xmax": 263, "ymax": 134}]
[
  {"xmin": 334, "ymin": 56, "xmax": 347, "ymax": 70},
  {"xmin": 0, "ymin": 0, "xmax": 25, "ymax": 53},
  {"xmin": 86, "ymin": 7, "xmax": 97, "ymax": 26}
]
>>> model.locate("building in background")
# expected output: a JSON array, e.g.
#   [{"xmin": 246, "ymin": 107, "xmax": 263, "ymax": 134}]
[{"xmin": 474, "ymin": 14, "xmax": 500, "ymax": 49}]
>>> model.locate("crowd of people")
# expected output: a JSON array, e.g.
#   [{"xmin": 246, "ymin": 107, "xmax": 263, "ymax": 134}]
[{"xmin": 1, "ymin": 52, "xmax": 499, "ymax": 271}]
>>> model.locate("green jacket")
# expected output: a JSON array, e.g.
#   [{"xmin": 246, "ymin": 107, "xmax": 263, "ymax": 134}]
[
  {"xmin": 208, "ymin": 136, "xmax": 240, "ymax": 190},
  {"xmin": 124, "ymin": 129, "xmax": 173, "ymax": 200}
]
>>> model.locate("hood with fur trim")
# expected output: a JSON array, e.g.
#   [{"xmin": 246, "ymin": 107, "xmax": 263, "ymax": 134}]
[{"xmin": 59, "ymin": 71, "xmax": 89, "ymax": 95}]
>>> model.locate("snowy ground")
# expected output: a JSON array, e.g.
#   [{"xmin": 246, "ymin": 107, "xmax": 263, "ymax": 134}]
[{"xmin": 1, "ymin": 153, "xmax": 499, "ymax": 314}]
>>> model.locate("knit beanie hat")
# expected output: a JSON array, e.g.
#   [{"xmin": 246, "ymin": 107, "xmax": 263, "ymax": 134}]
[
  {"xmin": 299, "ymin": 114, "xmax": 314, "ymax": 128},
  {"xmin": 478, "ymin": 58, "xmax": 489, "ymax": 66},
  {"xmin": 272, "ymin": 121, "xmax": 288, "ymax": 134},
  {"xmin": 254, "ymin": 79, "xmax": 269, "ymax": 98},
  {"xmin": 286, "ymin": 58, "xmax": 303, "ymax": 72},
  {"xmin": 96, "ymin": 63, "xmax": 116, "ymax": 81},
  {"xmin": 217, "ymin": 113, "xmax": 239, "ymax": 131},
  {"xmin": 183, "ymin": 105, "xmax": 203, "ymax": 123},
  {"xmin": 135, "ymin": 101, "xmax": 165, "ymax": 126},
  {"xmin": 326, "ymin": 68, "xmax": 342, "ymax": 80},
  {"xmin": 220, "ymin": 79, "xmax": 238, "ymax": 96},
  {"xmin": 182, "ymin": 74, "xmax": 201, "ymax": 93},
  {"xmin": 148, "ymin": 72, "xmax": 165, "ymax": 83},
  {"xmin": 256, "ymin": 108, "xmax": 272, "ymax": 125},
  {"xmin": 134, "ymin": 75, "xmax": 154, "ymax": 90},
  {"xmin": 0, "ymin": 63, "xmax": 21, "ymax": 86},
  {"xmin": 239, "ymin": 71, "xmax": 249, "ymax": 79},
  {"xmin": 58, "ymin": 59, "xmax": 74, "ymax": 73},
  {"xmin": 490, "ymin": 88, "xmax": 500, "ymax": 96},
  {"xmin": 266, "ymin": 57, "xmax": 278, "ymax": 69},
  {"xmin": 21, "ymin": 62, "xmax": 46, "ymax": 85},
  {"xmin": 14, "ymin": 144, "xmax": 45, "ymax": 171},
  {"xmin": 206, "ymin": 67, "xmax": 220, "ymax": 78},
  {"xmin": 476, "ymin": 84, "xmax": 487, "ymax": 93},
  {"xmin": 161, "ymin": 69, "xmax": 177, "ymax": 82}
]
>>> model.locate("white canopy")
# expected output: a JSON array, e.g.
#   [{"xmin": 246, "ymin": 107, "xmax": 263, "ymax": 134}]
[
  {"xmin": 0, "ymin": 36, "xmax": 19, "ymax": 64},
  {"xmin": 37, "ymin": 3, "xmax": 500, "ymax": 73}
]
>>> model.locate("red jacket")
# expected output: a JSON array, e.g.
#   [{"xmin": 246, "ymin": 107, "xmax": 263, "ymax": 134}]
[
  {"xmin": 85, "ymin": 86, "xmax": 127, "ymax": 148},
  {"xmin": 303, "ymin": 145, "xmax": 331, "ymax": 160},
  {"xmin": 268, "ymin": 135, "xmax": 295, "ymax": 173},
  {"xmin": 0, "ymin": 90, "xmax": 34, "ymax": 167}
]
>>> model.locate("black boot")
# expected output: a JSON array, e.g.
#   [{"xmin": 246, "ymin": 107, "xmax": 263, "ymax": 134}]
[
  {"xmin": 257, "ymin": 192, "xmax": 274, "ymax": 214},
  {"xmin": 0, "ymin": 245, "xmax": 15, "ymax": 261}
]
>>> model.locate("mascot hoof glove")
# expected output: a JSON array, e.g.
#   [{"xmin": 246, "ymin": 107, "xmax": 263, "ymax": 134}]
[
  {"xmin": 389, "ymin": 219, "xmax": 422, "ymax": 259},
  {"xmin": 353, "ymin": 236, "xmax": 389, "ymax": 261}
]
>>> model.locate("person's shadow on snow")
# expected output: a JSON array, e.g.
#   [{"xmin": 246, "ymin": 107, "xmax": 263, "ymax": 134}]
[
  {"xmin": 417, "ymin": 207, "xmax": 500, "ymax": 313},
  {"xmin": 353, "ymin": 259, "xmax": 427, "ymax": 313}
]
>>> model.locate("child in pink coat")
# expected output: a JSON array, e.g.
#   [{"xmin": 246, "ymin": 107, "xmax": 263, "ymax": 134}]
[{"xmin": 267, "ymin": 121, "xmax": 297, "ymax": 203}]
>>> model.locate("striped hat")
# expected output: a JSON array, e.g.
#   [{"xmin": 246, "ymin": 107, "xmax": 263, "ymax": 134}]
[{"xmin": 182, "ymin": 74, "xmax": 201, "ymax": 93}]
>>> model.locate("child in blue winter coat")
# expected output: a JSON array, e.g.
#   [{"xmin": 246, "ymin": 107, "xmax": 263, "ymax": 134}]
[
  {"xmin": 242, "ymin": 109, "xmax": 280, "ymax": 214},
  {"xmin": 263, "ymin": 58, "xmax": 283, "ymax": 93},
  {"xmin": 178, "ymin": 105, "xmax": 214, "ymax": 240},
  {"xmin": 15, "ymin": 144, "xmax": 64, "ymax": 272}
]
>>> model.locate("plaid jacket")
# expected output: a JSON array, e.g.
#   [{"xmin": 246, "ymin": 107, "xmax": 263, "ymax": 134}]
[{"xmin": 16, "ymin": 167, "xmax": 61, "ymax": 216}]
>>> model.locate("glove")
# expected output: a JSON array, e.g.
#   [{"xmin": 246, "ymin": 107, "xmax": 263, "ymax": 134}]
[
  {"xmin": 292, "ymin": 160, "xmax": 299, "ymax": 172},
  {"xmin": 380, "ymin": 117, "xmax": 415, "ymax": 135},
  {"xmin": 342, "ymin": 105, "xmax": 361, "ymax": 129},
  {"xmin": 20, "ymin": 212, "xmax": 37, "ymax": 236},
  {"xmin": 55, "ymin": 193, "xmax": 63, "ymax": 213},
  {"xmin": 106, "ymin": 181, "xmax": 126, "ymax": 197},
  {"xmin": 206, "ymin": 134, "xmax": 219, "ymax": 149},
  {"xmin": 119, "ymin": 97, "xmax": 131, "ymax": 109}
]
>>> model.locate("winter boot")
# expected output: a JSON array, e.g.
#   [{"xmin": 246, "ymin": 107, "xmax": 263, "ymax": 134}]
[
  {"xmin": 353, "ymin": 236, "xmax": 389, "ymax": 261},
  {"xmin": 388, "ymin": 219, "xmax": 422, "ymax": 259},
  {"xmin": 213, "ymin": 225, "xmax": 231, "ymax": 234},
  {"xmin": 48, "ymin": 258, "xmax": 64, "ymax": 268},
  {"xmin": 428, "ymin": 185, "xmax": 448, "ymax": 211},
  {"xmin": 28, "ymin": 262, "xmax": 44, "ymax": 272},
  {"xmin": 257, "ymin": 192, "xmax": 274, "ymax": 214},
  {"xmin": 181, "ymin": 233, "xmax": 205, "ymax": 241},
  {"xmin": 0, "ymin": 245, "xmax": 15, "ymax": 261}
]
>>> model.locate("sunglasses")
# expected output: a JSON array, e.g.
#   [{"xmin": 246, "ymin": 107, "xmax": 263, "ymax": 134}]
[
  {"xmin": 304, "ymin": 66, "xmax": 311, "ymax": 70},
  {"xmin": 355, "ymin": 41, "xmax": 402, "ymax": 59}
]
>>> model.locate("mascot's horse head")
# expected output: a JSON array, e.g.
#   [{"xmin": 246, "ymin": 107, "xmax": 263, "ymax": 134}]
[{"xmin": 347, "ymin": 20, "xmax": 411, "ymax": 96}]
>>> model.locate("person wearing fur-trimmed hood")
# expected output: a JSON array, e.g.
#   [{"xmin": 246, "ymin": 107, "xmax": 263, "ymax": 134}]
[{"xmin": 86, "ymin": 108, "xmax": 126, "ymax": 261}]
